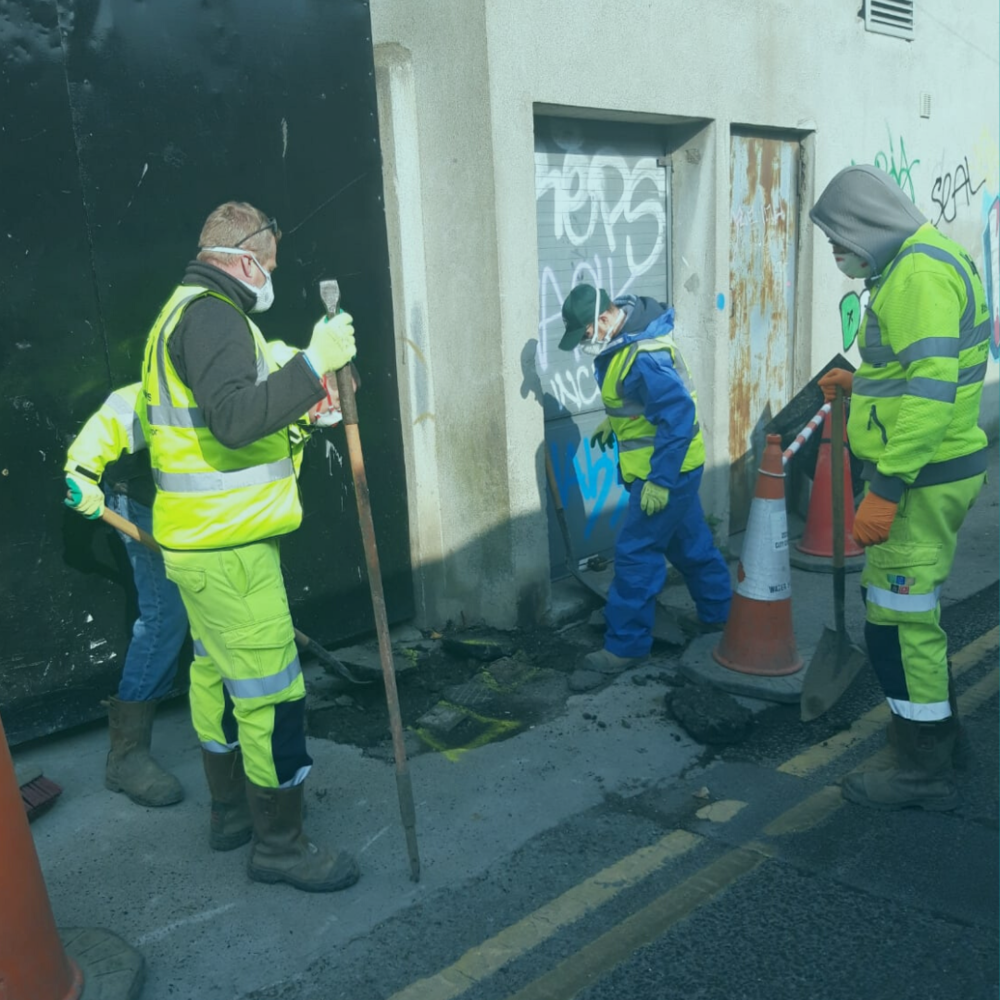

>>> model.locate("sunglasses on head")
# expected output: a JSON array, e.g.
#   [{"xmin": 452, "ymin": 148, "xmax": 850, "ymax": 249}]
[{"xmin": 234, "ymin": 217, "xmax": 280, "ymax": 248}]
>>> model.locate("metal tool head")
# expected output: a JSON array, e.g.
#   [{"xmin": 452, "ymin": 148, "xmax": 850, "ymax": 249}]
[{"xmin": 319, "ymin": 279, "xmax": 340, "ymax": 316}]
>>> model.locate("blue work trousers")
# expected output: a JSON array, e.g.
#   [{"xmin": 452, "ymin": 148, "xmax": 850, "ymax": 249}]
[
  {"xmin": 105, "ymin": 491, "xmax": 190, "ymax": 701},
  {"xmin": 604, "ymin": 467, "xmax": 732, "ymax": 658}
]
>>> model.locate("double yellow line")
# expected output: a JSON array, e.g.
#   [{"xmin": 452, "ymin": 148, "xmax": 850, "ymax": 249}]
[{"xmin": 389, "ymin": 627, "xmax": 999, "ymax": 1000}]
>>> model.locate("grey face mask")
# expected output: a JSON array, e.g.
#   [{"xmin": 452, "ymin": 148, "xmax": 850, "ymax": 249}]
[{"xmin": 202, "ymin": 247, "xmax": 275, "ymax": 313}]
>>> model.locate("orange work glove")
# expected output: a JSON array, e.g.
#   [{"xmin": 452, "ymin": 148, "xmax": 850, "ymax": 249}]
[
  {"xmin": 818, "ymin": 368, "xmax": 853, "ymax": 403},
  {"xmin": 852, "ymin": 492, "xmax": 898, "ymax": 547}
]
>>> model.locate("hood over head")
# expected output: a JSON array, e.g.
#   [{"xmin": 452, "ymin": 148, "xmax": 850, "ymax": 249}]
[{"xmin": 809, "ymin": 164, "xmax": 927, "ymax": 275}]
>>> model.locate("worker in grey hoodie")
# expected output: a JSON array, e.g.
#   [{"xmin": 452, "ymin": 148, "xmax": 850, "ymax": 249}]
[{"xmin": 810, "ymin": 165, "xmax": 990, "ymax": 812}]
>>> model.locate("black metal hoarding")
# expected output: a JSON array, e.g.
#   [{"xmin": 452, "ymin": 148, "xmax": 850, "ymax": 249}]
[{"xmin": 0, "ymin": 0, "xmax": 412, "ymax": 743}]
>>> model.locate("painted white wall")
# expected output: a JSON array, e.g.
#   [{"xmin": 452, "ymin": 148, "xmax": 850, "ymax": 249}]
[{"xmin": 370, "ymin": 0, "xmax": 1000, "ymax": 628}]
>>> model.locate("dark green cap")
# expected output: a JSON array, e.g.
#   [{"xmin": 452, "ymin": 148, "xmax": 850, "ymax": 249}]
[{"xmin": 559, "ymin": 284, "xmax": 612, "ymax": 351}]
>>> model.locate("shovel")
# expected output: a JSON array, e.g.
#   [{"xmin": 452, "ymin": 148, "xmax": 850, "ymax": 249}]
[
  {"xmin": 320, "ymin": 279, "xmax": 421, "ymax": 882},
  {"xmin": 799, "ymin": 387, "xmax": 867, "ymax": 721}
]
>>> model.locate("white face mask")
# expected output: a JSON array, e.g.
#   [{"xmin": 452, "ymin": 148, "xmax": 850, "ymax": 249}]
[
  {"xmin": 833, "ymin": 250, "xmax": 871, "ymax": 280},
  {"xmin": 202, "ymin": 247, "xmax": 275, "ymax": 313},
  {"xmin": 580, "ymin": 310, "xmax": 621, "ymax": 356}
]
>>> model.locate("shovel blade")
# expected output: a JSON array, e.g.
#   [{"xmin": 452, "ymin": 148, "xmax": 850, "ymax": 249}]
[{"xmin": 800, "ymin": 627, "xmax": 867, "ymax": 721}]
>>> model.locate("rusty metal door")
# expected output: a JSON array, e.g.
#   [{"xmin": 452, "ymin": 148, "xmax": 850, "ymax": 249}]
[
  {"xmin": 728, "ymin": 132, "xmax": 800, "ymax": 533},
  {"xmin": 533, "ymin": 117, "xmax": 671, "ymax": 577}
]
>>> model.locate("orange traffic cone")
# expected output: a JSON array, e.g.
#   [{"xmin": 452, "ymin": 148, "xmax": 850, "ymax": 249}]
[
  {"xmin": 0, "ymin": 713, "xmax": 143, "ymax": 1000},
  {"xmin": 796, "ymin": 407, "xmax": 863, "ymax": 558},
  {"xmin": 713, "ymin": 434, "xmax": 802, "ymax": 676}
]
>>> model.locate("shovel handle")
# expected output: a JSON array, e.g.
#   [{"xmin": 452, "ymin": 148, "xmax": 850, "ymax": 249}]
[{"xmin": 831, "ymin": 388, "xmax": 846, "ymax": 633}]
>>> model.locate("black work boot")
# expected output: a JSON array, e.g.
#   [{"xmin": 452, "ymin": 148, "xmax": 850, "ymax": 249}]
[
  {"xmin": 245, "ymin": 781, "xmax": 360, "ymax": 893},
  {"xmin": 202, "ymin": 749, "xmax": 252, "ymax": 851},
  {"xmin": 843, "ymin": 714, "xmax": 960, "ymax": 812},
  {"xmin": 105, "ymin": 697, "xmax": 183, "ymax": 807}
]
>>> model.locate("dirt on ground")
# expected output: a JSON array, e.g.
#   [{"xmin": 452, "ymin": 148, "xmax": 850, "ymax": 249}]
[{"xmin": 304, "ymin": 622, "xmax": 594, "ymax": 753}]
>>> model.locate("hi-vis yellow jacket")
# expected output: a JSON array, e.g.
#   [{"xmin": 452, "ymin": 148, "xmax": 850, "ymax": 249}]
[
  {"xmin": 851, "ymin": 223, "xmax": 990, "ymax": 502},
  {"xmin": 65, "ymin": 383, "xmax": 147, "ymax": 483},
  {"xmin": 601, "ymin": 334, "xmax": 706, "ymax": 484},
  {"xmin": 141, "ymin": 285, "xmax": 300, "ymax": 549}
]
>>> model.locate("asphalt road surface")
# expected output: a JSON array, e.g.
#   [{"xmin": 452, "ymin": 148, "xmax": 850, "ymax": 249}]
[{"xmin": 246, "ymin": 582, "xmax": 999, "ymax": 1000}]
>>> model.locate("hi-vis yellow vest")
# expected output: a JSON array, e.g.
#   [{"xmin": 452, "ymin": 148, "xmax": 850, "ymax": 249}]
[
  {"xmin": 141, "ymin": 285, "xmax": 300, "ymax": 549},
  {"xmin": 601, "ymin": 335, "xmax": 706, "ymax": 483}
]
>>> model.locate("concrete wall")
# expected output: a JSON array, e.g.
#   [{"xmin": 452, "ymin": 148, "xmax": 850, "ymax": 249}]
[{"xmin": 370, "ymin": 0, "xmax": 1000, "ymax": 628}]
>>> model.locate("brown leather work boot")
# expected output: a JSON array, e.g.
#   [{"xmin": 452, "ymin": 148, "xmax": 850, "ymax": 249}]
[
  {"xmin": 105, "ymin": 697, "xmax": 183, "ymax": 807},
  {"xmin": 245, "ymin": 781, "xmax": 359, "ymax": 893},
  {"xmin": 202, "ymin": 748, "xmax": 252, "ymax": 851},
  {"xmin": 843, "ymin": 714, "xmax": 960, "ymax": 812}
]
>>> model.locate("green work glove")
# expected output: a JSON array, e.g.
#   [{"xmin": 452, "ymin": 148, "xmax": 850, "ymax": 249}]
[
  {"xmin": 64, "ymin": 474, "xmax": 104, "ymax": 520},
  {"xmin": 590, "ymin": 418, "xmax": 615, "ymax": 453},
  {"xmin": 304, "ymin": 311, "xmax": 356, "ymax": 376},
  {"xmin": 639, "ymin": 481, "xmax": 670, "ymax": 516}
]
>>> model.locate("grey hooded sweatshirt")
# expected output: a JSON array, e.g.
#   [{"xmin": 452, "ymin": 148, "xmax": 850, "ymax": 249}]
[{"xmin": 809, "ymin": 164, "xmax": 927, "ymax": 277}]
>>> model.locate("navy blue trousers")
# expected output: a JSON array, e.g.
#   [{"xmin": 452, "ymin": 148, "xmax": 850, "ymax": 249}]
[{"xmin": 604, "ymin": 467, "xmax": 732, "ymax": 658}]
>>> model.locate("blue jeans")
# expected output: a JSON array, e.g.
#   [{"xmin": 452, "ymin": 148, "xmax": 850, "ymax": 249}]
[
  {"xmin": 105, "ymin": 491, "xmax": 190, "ymax": 701},
  {"xmin": 604, "ymin": 467, "xmax": 732, "ymax": 658}
]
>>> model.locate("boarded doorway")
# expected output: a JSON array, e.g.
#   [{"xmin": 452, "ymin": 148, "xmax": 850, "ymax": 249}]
[
  {"xmin": 728, "ymin": 131, "xmax": 801, "ymax": 534},
  {"xmin": 534, "ymin": 116, "xmax": 671, "ymax": 578}
]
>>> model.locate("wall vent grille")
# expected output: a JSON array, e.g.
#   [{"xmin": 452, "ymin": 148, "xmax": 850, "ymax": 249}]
[{"xmin": 865, "ymin": 0, "xmax": 914, "ymax": 40}]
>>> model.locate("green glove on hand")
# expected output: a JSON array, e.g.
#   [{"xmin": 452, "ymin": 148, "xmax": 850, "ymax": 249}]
[
  {"xmin": 590, "ymin": 418, "xmax": 615, "ymax": 453},
  {"xmin": 639, "ymin": 481, "xmax": 669, "ymax": 516},
  {"xmin": 304, "ymin": 312, "xmax": 356, "ymax": 376},
  {"xmin": 65, "ymin": 474, "xmax": 104, "ymax": 520}
]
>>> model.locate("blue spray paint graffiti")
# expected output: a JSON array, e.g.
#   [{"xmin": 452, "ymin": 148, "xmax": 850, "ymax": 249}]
[{"xmin": 549, "ymin": 440, "xmax": 628, "ymax": 543}]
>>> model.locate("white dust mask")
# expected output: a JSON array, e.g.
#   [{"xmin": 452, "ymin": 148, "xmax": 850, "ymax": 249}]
[
  {"xmin": 202, "ymin": 247, "xmax": 275, "ymax": 313},
  {"xmin": 833, "ymin": 250, "xmax": 871, "ymax": 280}
]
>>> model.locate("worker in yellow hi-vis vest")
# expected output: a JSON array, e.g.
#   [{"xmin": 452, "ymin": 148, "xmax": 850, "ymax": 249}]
[
  {"xmin": 811, "ymin": 165, "xmax": 990, "ymax": 813},
  {"xmin": 558, "ymin": 284, "xmax": 732, "ymax": 677},
  {"xmin": 141, "ymin": 201, "xmax": 359, "ymax": 893}
]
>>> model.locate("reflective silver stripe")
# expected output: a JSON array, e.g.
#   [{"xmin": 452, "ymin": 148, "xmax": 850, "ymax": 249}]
[
  {"xmin": 201, "ymin": 739, "xmax": 240, "ymax": 753},
  {"xmin": 223, "ymin": 655, "xmax": 302, "ymax": 700},
  {"xmin": 153, "ymin": 458, "xmax": 295, "ymax": 493},
  {"xmin": 605, "ymin": 402, "xmax": 644, "ymax": 417},
  {"xmin": 193, "ymin": 639, "xmax": 209, "ymax": 658},
  {"xmin": 619, "ymin": 436, "xmax": 655, "ymax": 452},
  {"xmin": 897, "ymin": 337, "xmax": 959, "ymax": 365},
  {"xmin": 104, "ymin": 390, "xmax": 139, "ymax": 451},
  {"xmin": 853, "ymin": 376, "xmax": 902, "ymax": 398},
  {"xmin": 886, "ymin": 698, "xmax": 952, "ymax": 722},
  {"xmin": 865, "ymin": 584, "xmax": 941, "ymax": 613},
  {"xmin": 255, "ymin": 350, "xmax": 269, "ymax": 384},
  {"xmin": 958, "ymin": 362, "xmax": 988, "ymax": 386},
  {"xmin": 146, "ymin": 404, "xmax": 206, "ymax": 428},
  {"xmin": 854, "ymin": 375, "xmax": 955, "ymax": 403},
  {"xmin": 278, "ymin": 764, "xmax": 312, "ymax": 788},
  {"xmin": 905, "ymin": 377, "xmax": 957, "ymax": 403},
  {"xmin": 154, "ymin": 295, "xmax": 203, "ymax": 408}
]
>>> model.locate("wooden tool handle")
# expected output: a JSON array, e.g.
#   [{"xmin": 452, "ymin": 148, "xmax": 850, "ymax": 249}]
[{"xmin": 831, "ymin": 388, "xmax": 846, "ymax": 633}]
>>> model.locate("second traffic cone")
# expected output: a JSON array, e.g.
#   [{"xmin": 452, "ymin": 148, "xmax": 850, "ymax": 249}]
[
  {"xmin": 0, "ymin": 713, "xmax": 83, "ymax": 1000},
  {"xmin": 713, "ymin": 434, "xmax": 802, "ymax": 676},
  {"xmin": 796, "ymin": 407, "xmax": 863, "ymax": 558}
]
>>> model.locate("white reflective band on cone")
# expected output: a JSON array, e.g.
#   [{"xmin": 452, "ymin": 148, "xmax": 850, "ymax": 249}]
[{"xmin": 736, "ymin": 497, "xmax": 791, "ymax": 602}]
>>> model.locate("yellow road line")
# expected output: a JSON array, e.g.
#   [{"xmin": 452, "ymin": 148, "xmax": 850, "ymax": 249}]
[
  {"xmin": 386, "ymin": 830, "xmax": 704, "ymax": 1000},
  {"xmin": 389, "ymin": 630, "xmax": 999, "ymax": 1000},
  {"xmin": 505, "ymin": 658, "xmax": 1000, "ymax": 999},
  {"xmin": 778, "ymin": 625, "xmax": 999, "ymax": 777},
  {"xmin": 504, "ymin": 844, "xmax": 771, "ymax": 1000}
]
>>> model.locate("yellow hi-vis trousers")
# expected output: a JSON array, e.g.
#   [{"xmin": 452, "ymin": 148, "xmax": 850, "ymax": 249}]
[
  {"xmin": 861, "ymin": 472, "xmax": 986, "ymax": 721},
  {"xmin": 162, "ymin": 540, "xmax": 311, "ymax": 787}
]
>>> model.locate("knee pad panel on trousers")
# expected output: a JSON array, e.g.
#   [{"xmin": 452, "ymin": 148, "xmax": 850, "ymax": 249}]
[
  {"xmin": 272, "ymin": 698, "xmax": 313, "ymax": 786},
  {"xmin": 863, "ymin": 620, "xmax": 909, "ymax": 701}
]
